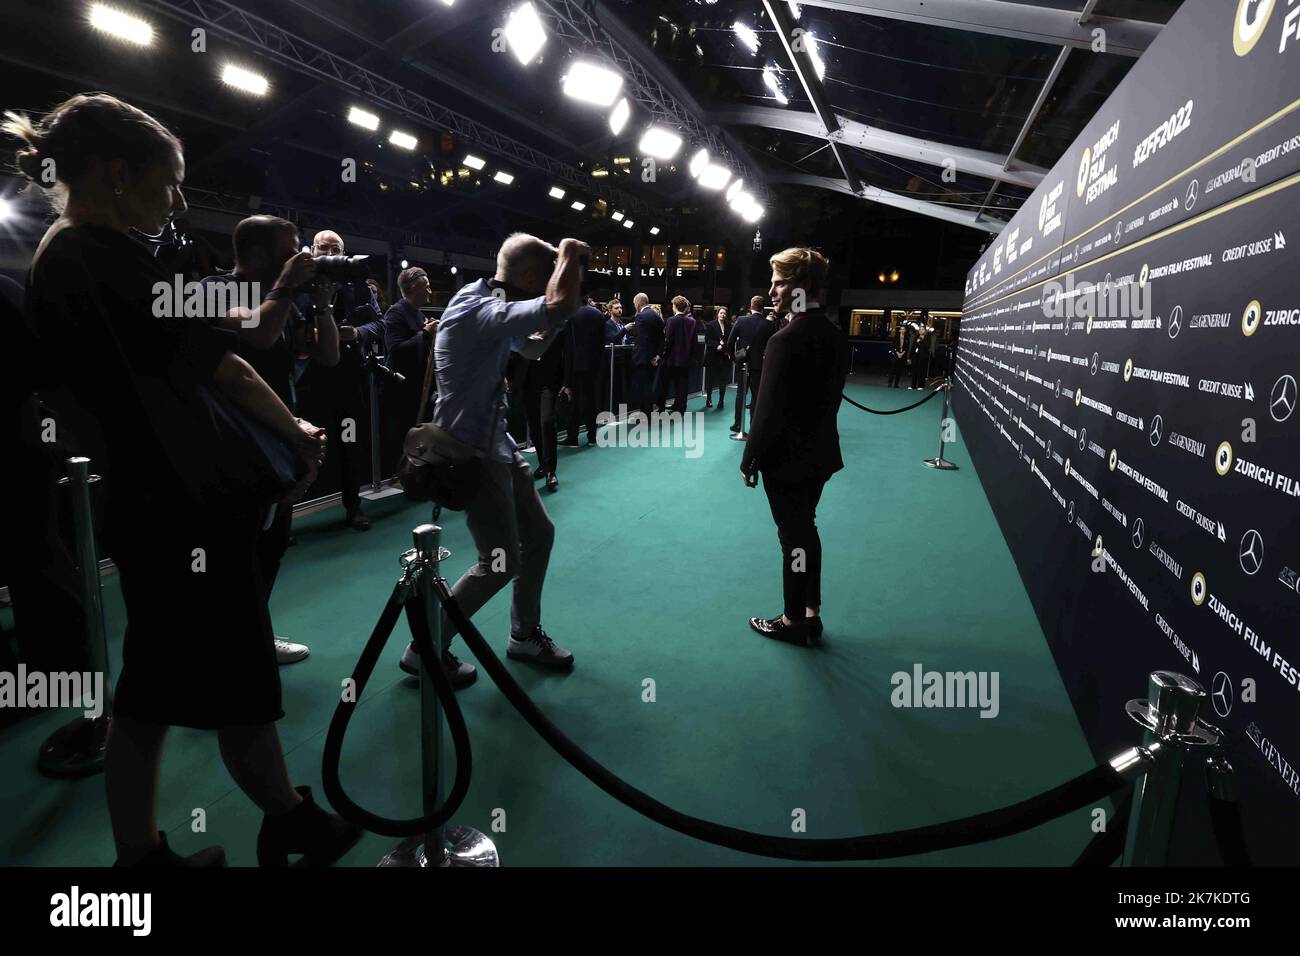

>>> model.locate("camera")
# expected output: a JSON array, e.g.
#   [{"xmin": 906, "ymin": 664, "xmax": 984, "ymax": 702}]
[{"xmin": 312, "ymin": 254, "xmax": 372, "ymax": 280}]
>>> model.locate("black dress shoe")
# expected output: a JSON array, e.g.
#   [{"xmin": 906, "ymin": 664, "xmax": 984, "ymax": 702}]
[
  {"xmin": 748, "ymin": 615, "xmax": 815, "ymax": 646},
  {"xmin": 546, "ymin": 473, "xmax": 559, "ymax": 493},
  {"xmin": 256, "ymin": 786, "xmax": 362, "ymax": 867},
  {"xmin": 533, "ymin": 469, "xmax": 547, "ymax": 482}
]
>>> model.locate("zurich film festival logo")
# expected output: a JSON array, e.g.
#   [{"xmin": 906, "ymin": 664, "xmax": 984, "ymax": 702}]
[{"xmin": 1234, "ymin": 0, "xmax": 1278, "ymax": 57}]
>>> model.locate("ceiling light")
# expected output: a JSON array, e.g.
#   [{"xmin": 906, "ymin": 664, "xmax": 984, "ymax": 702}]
[
  {"xmin": 493, "ymin": 170, "xmax": 514, "ymax": 184},
  {"xmin": 612, "ymin": 211, "xmax": 624, "ymax": 221},
  {"xmin": 689, "ymin": 148, "xmax": 709, "ymax": 178},
  {"xmin": 649, "ymin": 226, "xmax": 660, "ymax": 236},
  {"xmin": 348, "ymin": 106, "xmax": 380, "ymax": 131},
  {"xmin": 549, "ymin": 186, "xmax": 566, "ymax": 199},
  {"xmin": 742, "ymin": 202, "xmax": 764, "ymax": 223},
  {"xmin": 563, "ymin": 61, "xmax": 624, "ymax": 107},
  {"xmin": 220, "ymin": 63, "xmax": 269, "ymax": 96},
  {"xmin": 730, "ymin": 189, "xmax": 754, "ymax": 211},
  {"xmin": 464, "ymin": 154, "xmax": 486, "ymax": 170},
  {"xmin": 639, "ymin": 126, "xmax": 682, "ymax": 160},
  {"xmin": 389, "ymin": 130, "xmax": 418, "ymax": 150},
  {"xmin": 806, "ymin": 33, "xmax": 826, "ymax": 80},
  {"xmin": 571, "ymin": 201, "xmax": 586, "ymax": 211},
  {"xmin": 609, "ymin": 97, "xmax": 630, "ymax": 135},
  {"xmin": 401, "ymin": 259, "xmax": 410, "ymax": 269},
  {"xmin": 762, "ymin": 66, "xmax": 788, "ymax": 106},
  {"xmin": 732, "ymin": 21, "xmax": 759, "ymax": 54},
  {"xmin": 623, "ymin": 220, "xmax": 634, "ymax": 229},
  {"xmin": 504, "ymin": 2, "xmax": 547, "ymax": 65},
  {"xmin": 698, "ymin": 164, "xmax": 731, "ymax": 190},
  {"xmin": 726, "ymin": 178, "xmax": 745, "ymax": 202},
  {"xmin": 89, "ymin": 4, "xmax": 153, "ymax": 45}
]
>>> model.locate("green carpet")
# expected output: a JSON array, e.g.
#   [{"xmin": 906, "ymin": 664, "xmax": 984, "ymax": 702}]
[{"xmin": 0, "ymin": 381, "xmax": 1107, "ymax": 866}]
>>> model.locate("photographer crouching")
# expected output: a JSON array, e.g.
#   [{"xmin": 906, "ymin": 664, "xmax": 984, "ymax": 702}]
[{"xmin": 399, "ymin": 233, "xmax": 589, "ymax": 686}]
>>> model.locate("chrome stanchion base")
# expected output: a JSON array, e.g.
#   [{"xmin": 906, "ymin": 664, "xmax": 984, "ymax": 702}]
[
  {"xmin": 923, "ymin": 456, "xmax": 958, "ymax": 470},
  {"xmin": 37, "ymin": 714, "xmax": 110, "ymax": 778},
  {"xmin": 377, "ymin": 827, "xmax": 500, "ymax": 868}
]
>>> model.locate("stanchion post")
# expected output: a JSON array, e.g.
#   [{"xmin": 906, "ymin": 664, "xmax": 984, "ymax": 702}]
[
  {"xmin": 1121, "ymin": 671, "xmax": 1222, "ymax": 866},
  {"xmin": 368, "ymin": 348, "xmax": 383, "ymax": 493},
  {"xmin": 923, "ymin": 378, "xmax": 959, "ymax": 470},
  {"xmin": 729, "ymin": 364, "xmax": 749, "ymax": 441}
]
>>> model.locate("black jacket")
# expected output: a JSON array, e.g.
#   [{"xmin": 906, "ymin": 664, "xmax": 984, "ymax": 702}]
[
  {"xmin": 748, "ymin": 316, "xmax": 778, "ymax": 373},
  {"xmin": 725, "ymin": 312, "xmax": 762, "ymax": 364},
  {"xmin": 565, "ymin": 304, "xmax": 607, "ymax": 377},
  {"xmin": 741, "ymin": 310, "xmax": 850, "ymax": 481},
  {"xmin": 703, "ymin": 316, "xmax": 732, "ymax": 365},
  {"xmin": 630, "ymin": 306, "xmax": 664, "ymax": 367}
]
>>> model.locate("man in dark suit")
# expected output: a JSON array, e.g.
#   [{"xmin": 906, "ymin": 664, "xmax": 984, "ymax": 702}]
[
  {"xmin": 725, "ymin": 296, "xmax": 766, "ymax": 433},
  {"xmin": 741, "ymin": 248, "xmax": 849, "ymax": 646},
  {"xmin": 562, "ymin": 299, "xmax": 607, "ymax": 447},
  {"xmin": 628, "ymin": 292, "xmax": 664, "ymax": 415},
  {"xmin": 658, "ymin": 295, "xmax": 697, "ymax": 414}
]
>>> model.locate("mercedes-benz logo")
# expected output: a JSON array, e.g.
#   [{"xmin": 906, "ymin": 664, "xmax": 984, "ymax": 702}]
[
  {"xmin": 1079, "ymin": 427, "xmax": 1087, "ymax": 451},
  {"xmin": 1090, "ymin": 352, "xmax": 1099, "ymax": 375},
  {"xmin": 1185, "ymin": 178, "xmax": 1200, "ymax": 211},
  {"xmin": 1271, "ymin": 374, "xmax": 1297, "ymax": 422},
  {"xmin": 1240, "ymin": 529, "xmax": 1264, "ymax": 576},
  {"xmin": 1211, "ymin": 671, "xmax": 1232, "ymax": 718},
  {"xmin": 1168, "ymin": 305, "xmax": 1183, "ymax": 340},
  {"xmin": 1149, "ymin": 414, "xmax": 1163, "ymax": 447},
  {"xmin": 1132, "ymin": 517, "xmax": 1145, "ymax": 549},
  {"xmin": 1067, "ymin": 500, "xmax": 1075, "ymax": 524}
]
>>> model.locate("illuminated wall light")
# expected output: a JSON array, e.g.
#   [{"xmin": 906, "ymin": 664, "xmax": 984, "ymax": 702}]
[
  {"xmin": 504, "ymin": 2, "xmax": 547, "ymax": 65},
  {"xmin": 563, "ymin": 61, "xmax": 624, "ymax": 107},
  {"xmin": 878, "ymin": 272, "xmax": 886, "ymax": 283},
  {"xmin": 638, "ymin": 126, "xmax": 682, "ymax": 161},
  {"xmin": 464, "ymin": 154, "xmax": 486, "ymax": 170},
  {"xmin": 609, "ymin": 97, "xmax": 630, "ymax": 135},
  {"xmin": 698, "ymin": 164, "xmax": 731, "ymax": 190},
  {"xmin": 221, "ymin": 63, "xmax": 269, "ymax": 96},
  {"xmin": 493, "ymin": 170, "xmax": 515, "ymax": 185},
  {"xmin": 762, "ymin": 66, "xmax": 788, "ymax": 106},
  {"xmin": 726, "ymin": 178, "xmax": 745, "ymax": 202},
  {"xmin": 571, "ymin": 201, "xmax": 586, "ymax": 211},
  {"xmin": 732, "ymin": 21, "xmax": 759, "ymax": 54},
  {"xmin": 89, "ymin": 4, "xmax": 154, "ymax": 45},
  {"xmin": 548, "ymin": 186, "xmax": 566, "ymax": 199},
  {"xmin": 389, "ymin": 130, "xmax": 418, "ymax": 150},
  {"xmin": 612, "ymin": 211, "xmax": 624, "ymax": 222},
  {"xmin": 591, "ymin": 168, "xmax": 609, "ymax": 177},
  {"xmin": 891, "ymin": 270, "xmax": 900, "ymax": 283},
  {"xmin": 348, "ymin": 106, "xmax": 380, "ymax": 131}
]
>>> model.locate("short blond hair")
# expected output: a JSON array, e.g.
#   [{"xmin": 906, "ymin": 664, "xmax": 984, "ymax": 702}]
[
  {"xmin": 769, "ymin": 247, "xmax": 829, "ymax": 297},
  {"xmin": 496, "ymin": 232, "xmax": 558, "ymax": 285}
]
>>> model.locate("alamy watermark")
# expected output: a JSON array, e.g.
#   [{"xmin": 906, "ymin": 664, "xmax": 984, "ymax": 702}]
[
  {"xmin": 152, "ymin": 275, "xmax": 262, "ymax": 325},
  {"xmin": 596, "ymin": 406, "xmax": 704, "ymax": 459},
  {"xmin": 890, "ymin": 664, "xmax": 1000, "ymax": 718},
  {"xmin": 0, "ymin": 666, "xmax": 105, "ymax": 718},
  {"xmin": 1042, "ymin": 272, "xmax": 1151, "ymax": 322}
]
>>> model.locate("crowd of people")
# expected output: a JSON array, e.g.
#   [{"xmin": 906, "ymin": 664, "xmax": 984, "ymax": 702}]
[{"xmin": 3, "ymin": 92, "xmax": 854, "ymax": 867}]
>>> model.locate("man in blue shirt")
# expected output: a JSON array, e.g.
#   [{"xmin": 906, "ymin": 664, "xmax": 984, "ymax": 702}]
[{"xmin": 400, "ymin": 233, "xmax": 589, "ymax": 685}]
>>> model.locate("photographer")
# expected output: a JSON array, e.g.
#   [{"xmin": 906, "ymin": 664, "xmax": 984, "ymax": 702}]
[
  {"xmin": 202, "ymin": 215, "xmax": 340, "ymax": 665},
  {"xmin": 12, "ymin": 93, "xmax": 358, "ymax": 866},
  {"xmin": 741, "ymin": 248, "xmax": 850, "ymax": 646},
  {"xmin": 398, "ymin": 233, "xmax": 588, "ymax": 685}
]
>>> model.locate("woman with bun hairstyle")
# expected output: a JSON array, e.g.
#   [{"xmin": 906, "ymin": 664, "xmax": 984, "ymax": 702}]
[
  {"xmin": 9, "ymin": 93, "xmax": 359, "ymax": 866},
  {"xmin": 740, "ymin": 247, "xmax": 850, "ymax": 646}
]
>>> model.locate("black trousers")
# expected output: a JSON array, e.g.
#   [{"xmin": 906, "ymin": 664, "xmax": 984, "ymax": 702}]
[
  {"xmin": 524, "ymin": 383, "xmax": 559, "ymax": 475},
  {"xmin": 566, "ymin": 368, "xmax": 600, "ymax": 444},
  {"xmin": 318, "ymin": 382, "xmax": 367, "ymax": 512},
  {"xmin": 911, "ymin": 353, "xmax": 929, "ymax": 389},
  {"xmin": 662, "ymin": 365, "xmax": 690, "ymax": 413},
  {"xmin": 630, "ymin": 364, "xmax": 653, "ymax": 415},
  {"xmin": 889, "ymin": 354, "xmax": 906, "ymax": 388},
  {"xmin": 762, "ymin": 473, "xmax": 827, "ymax": 620},
  {"xmin": 704, "ymin": 361, "xmax": 727, "ymax": 406}
]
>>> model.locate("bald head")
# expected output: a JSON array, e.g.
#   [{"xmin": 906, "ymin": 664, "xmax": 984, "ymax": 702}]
[
  {"xmin": 633, "ymin": 293, "xmax": 649, "ymax": 310},
  {"xmin": 313, "ymin": 230, "xmax": 344, "ymax": 256},
  {"xmin": 496, "ymin": 232, "xmax": 559, "ymax": 296}
]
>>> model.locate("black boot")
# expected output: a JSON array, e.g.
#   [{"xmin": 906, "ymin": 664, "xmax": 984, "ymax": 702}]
[
  {"xmin": 257, "ymin": 786, "xmax": 362, "ymax": 867},
  {"xmin": 114, "ymin": 832, "xmax": 226, "ymax": 868}
]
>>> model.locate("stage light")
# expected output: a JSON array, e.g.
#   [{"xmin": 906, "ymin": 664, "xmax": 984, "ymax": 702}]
[
  {"xmin": 726, "ymin": 178, "xmax": 745, "ymax": 202},
  {"xmin": 623, "ymin": 220, "xmax": 634, "ymax": 229},
  {"xmin": 732, "ymin": 21, "xmax": 759, "ymax": 54},
  {"xmin": 699, "ymin": 164, "xmax": 731, "ymax": 190},
  {"xmin": 608, "ymin": 97, "xmax": 630, "ymax": 135},
  {"xmin": 729, "ymin": 189, "xmax": 754, "ymax": 211},
  {"xmin": 689, "ymin": 148, "xmax": 709, "ymax": 178},
  {"xmin": 742, "ymin": 202, "xmax": 763, "ymax": 223},
  {"xmin": 464, "ymin": 154, "xmax": 486, "ymax": 170},
  {"xmin": 89, "ymin": 4, "xmax": 153, "ymax": 46},
  {"xmin": 450, "ymin": 265, "xmax": 458, "ymax": 274},
  {"xmin": 563, "ymin": 61, "xmax": 623, "ymax": 107},
  {"xmin": 348, "ymin": 106, "xmax": 380, "ymax": 131},
  {"xmin": 612, "ymin": 211, "xmax": 624, "ymax": 221},
  {"xmin": 639, "ymin": 126, "xmax": 682, "ymax": 160},
  {"xmin": 221, "ymin": 64, "xmax": 269, "ymax": 96},
  {"xmin": 493, "ymin": 170, "xmax": 514, "ymax": 184},
  {"xmin": 806, "ymin": 33, "xmax": 826, "ymax": 80},
  {"xmin": 389, "ymin": 130, "xmax": 418, "ymax": 150},
  {"xmin": 504, "ymin": 3, "xmax": 547, "ymax": 65},
  {"xmin": 571, "ymin": 200, "xmax": 586, "ymax": 211},
  {"xmin": 762, "ymin": 66, "xmax": 788, "ymax": 106},
  {"xmin": 649, "ymin": 226, "xmax": 660, "ymax": 236},
  {"xmin": 549, "ymin": 186, "xmax": 566, "ymax": 199}
]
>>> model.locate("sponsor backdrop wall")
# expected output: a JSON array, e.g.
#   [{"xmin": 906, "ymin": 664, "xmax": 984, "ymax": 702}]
[{"xmin": 955, "ymin": 0, "xmax": 1300, "ymax": 864}]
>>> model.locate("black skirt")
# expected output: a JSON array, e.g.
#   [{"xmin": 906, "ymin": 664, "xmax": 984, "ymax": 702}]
[{"xmin": 108, "ymin": 501, "xmax": 283, "ymax": 729}]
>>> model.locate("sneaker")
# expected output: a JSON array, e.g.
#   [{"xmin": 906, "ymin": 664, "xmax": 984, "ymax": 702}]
[
  {"xmin": 399, "ymin": 641, "xmax": 477, "ymax": 689},
  {"xmin": 506, "ymin": 625, "xmax": 574, "ymax": 671},
  {"xmin": 275, "ymin": 638, "xmax": 310, "ymax": 665}
]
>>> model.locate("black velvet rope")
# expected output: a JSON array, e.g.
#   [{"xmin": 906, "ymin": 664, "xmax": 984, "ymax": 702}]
[{"xmin": 842, "ymin": 385, "xmax": 944, "ymax": 415}]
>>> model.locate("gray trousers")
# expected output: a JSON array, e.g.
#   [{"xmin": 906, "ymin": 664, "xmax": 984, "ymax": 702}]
[{"xmin": 441, "ymin": 452, "xmax": 555, "ymax": 642}]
